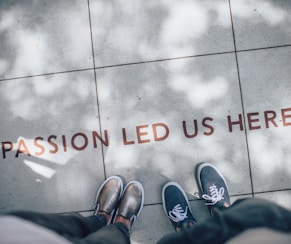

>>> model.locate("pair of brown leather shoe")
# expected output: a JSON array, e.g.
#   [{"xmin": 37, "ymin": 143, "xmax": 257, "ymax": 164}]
[{"xmin": 94, "ymin": 176, "xmax": 144, "ymax": 232}]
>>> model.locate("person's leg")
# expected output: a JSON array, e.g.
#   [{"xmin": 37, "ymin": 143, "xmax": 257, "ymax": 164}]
[
  {"xmin": 158, "ymin": 162, "xmax": 291, "ymax": 244},
  {"xmin": 159, "ymin": 162, "xmax": 230, "ymax": 244},
  {"xmin": 82, "ymin": 181, "xmax": 144, "ymax": 244},
  {"xmin": 158, "ymin": 198, "xmax": 291, "ymax": 244},
  {"xmin": 6, "ymin": 175, "xmax": 124, "ymax": 241},
  {"xmin": 7, "ymin": 211, "xmax": 105, "ymax": 239},
  {"xmin": 194, "ymin": 163, "xmax": 290, "ymax": 241},
  {"xmin": 183, "ymin": 198, "xmax": 291, "ymax": 244},
  {"xmin": 81, "ymin": 222, "xmax": 130, "ymax": 244}
]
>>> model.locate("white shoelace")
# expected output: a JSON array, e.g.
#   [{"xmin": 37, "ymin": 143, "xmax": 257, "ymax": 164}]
[
  {"xmin": 168, "ymin": 204, "xmax": 188, "ymax": 222},
  {"xmin": 202, "ymin": 184, "xmax": 225, "ymax": 205}
]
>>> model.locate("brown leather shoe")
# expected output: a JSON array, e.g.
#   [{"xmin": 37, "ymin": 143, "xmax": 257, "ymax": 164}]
[
  {"xmin": 94, "ymin": 176, "xmax": 124, "ymax": 224},
  {"xmin": 114, "ymin": 181, "xmax": 144, "ymax": 232}
]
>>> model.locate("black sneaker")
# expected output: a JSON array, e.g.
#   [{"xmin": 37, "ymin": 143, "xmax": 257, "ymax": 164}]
[
  {"xmin": 196, "ymin": 162, "xmax": 230, "ymax": 214},
  {"xmin": 162, "ymin": 182, "xmax": 196, "ymax": 232}
]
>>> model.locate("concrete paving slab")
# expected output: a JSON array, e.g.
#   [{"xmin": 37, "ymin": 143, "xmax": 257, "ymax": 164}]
[
  {"xmin": 97, "ymin": 53, "xmax": 252, "ymax": 205},
  {"xmin": 231, "ymin": 0, "xmax": 291, "ymax": 50},
  {"xmin": 254, "ymin": 190, "xmax": 291, "ymax": 210},
  {"xmin": 0, "ymin": 70, "xmax": 105, "ymax": 213},
  {"xmin": 0, "ymin": 0, "xmax": 290, "ymax": 243},
  {"xmin": 237, "ymin": 47, "xmax": 291, "ymax": 193},
  {"xmin": 90, "ymin": 0, "xmax": 234, "ymax": 67},
  {"xmin": 0, "ymin": 0, "xmax": 93, "ymax": 80}
]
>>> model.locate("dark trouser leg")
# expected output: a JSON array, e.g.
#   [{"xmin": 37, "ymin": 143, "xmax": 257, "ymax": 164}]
[
  {"xmin": 7, "ymin": 211, "xmax": 107, "ymax": 240},
  {"xmin": 158, "ymin": 198, "xmax": 291, "ymax": 244},
  {"xmin": 81, "ymin": 222, "xmax": 130, "ymax": 244}
]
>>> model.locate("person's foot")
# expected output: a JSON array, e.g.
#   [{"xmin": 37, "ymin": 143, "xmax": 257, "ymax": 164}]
[
  {"xmin": 162, "ymin": 182, "xmax": 196, "ymax": 232},
  {"xmin": 196, "ymin": 162, "xmax": 230, "ymax": 214},
  {"xmin": 114, "ymin": 181, "xmax": 144, "ymax": 233},
  {"xmin": 94, "ymin": 176, "xmax": 124, "ymax": 225}
]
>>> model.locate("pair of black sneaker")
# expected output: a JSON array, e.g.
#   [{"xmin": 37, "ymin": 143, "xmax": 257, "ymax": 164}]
[{"xmin": 162, "ymin": 162, "xmax": 230, "ymax": 232}]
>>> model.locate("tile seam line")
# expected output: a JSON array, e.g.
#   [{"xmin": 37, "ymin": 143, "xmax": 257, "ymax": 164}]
[
  {"xmin": 237, "ymin": 44, "xmax": 291, "ymax": 53},
  {"xmin": 127, "ymin": 187, "xmax": 291, "ymax": 208},
  {"xmin": 55, "ymin": 188, "xmax": 291, "ymax": 214},
  {"xmin": 0, "ymin": 67, "xmax": 95, "ymax": 82},
  {"xmin": 87, "ymin": 0, "xmax": 107, "ymax": 179},
  {"xmin": 228, "ymin": 0, "xmax": 254, "ymax": 197},
  {"xmin": 253, "ymin": 188, "xmax": 291, "ymax": 194},
  {"xmin": 92, "ymin": 44, "xmax": 291, "ymax": 70},
  {"xmin": 0, "ymin": 51, "xmax": 236, "ymax": 82},
  {"xmin": 54, "ymin": 189, "xmax": 291, "ymax": 214},
  {"xmin": 94, "ymin": 51, "xmax": 236, "ymax": 70},
  {"xmin": 104, "ymin": 191, "xmax": 254, "ymax": 210},
  {"xmin": 1, "ymin": 44, "xmax": 291, "ymax": 82}
]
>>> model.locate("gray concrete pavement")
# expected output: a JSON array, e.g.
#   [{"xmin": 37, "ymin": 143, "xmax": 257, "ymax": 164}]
[{"xmin": 1, "ymin": 0, "xmax": 291, "ymax": 243}]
